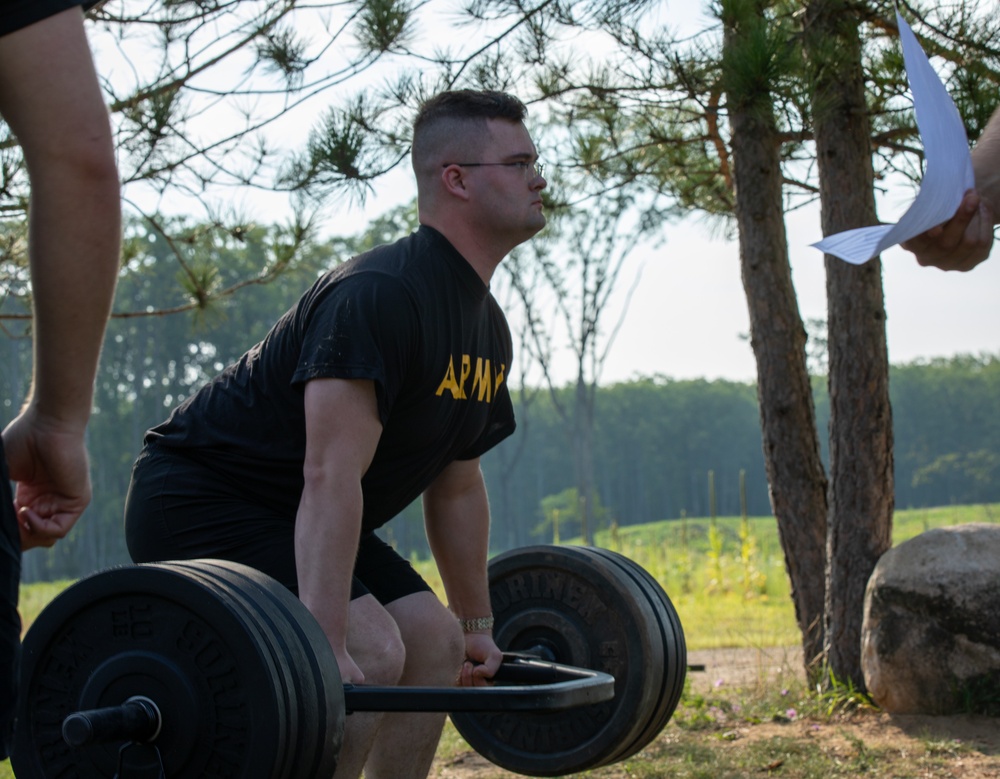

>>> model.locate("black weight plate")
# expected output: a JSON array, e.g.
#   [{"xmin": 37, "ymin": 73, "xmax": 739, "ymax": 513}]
[
  {"xmin": 158, "ymin": 563, "xmax": 299, "ymax": 778},
  {"xmin": 150, "ymin": 561, "xmax": 299, "ymax": 779},
  {"xmin": 450, "ymin": 545, "xmax": 666, "ymax": 777},
  {"xmin": 568, "ymin": 547, "xmax": 666, "ymax": 764},
  {"xmin": 12, "ymin": 562, "xmax": 288, "ymax": 779},
  {"xmin": 581, "ymin": 548, "xmax": 686, "ymax": 762},
  {"xmin": 616, "ymin": 553, "xmax": 686, "ymax": 743},
  {"xmin": 239, "ymin": 569, "xmax": 343, "ymax": 777},
  {"xmin": 173, "ymin": 562, "xmax": 342, "ymax": 779},
  {"xmin": 174, "ymin": 561, "xmax": 343, "ymax": 779}
]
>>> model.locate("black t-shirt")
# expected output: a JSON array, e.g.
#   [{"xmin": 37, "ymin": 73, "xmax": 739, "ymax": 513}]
[
  {"xmin": 0, "ymin": 2, "xmax": 100, "ymax": 39},
  {"xmin": 144, "ymin": 225, "xmax": 516, "ymax": 532}
]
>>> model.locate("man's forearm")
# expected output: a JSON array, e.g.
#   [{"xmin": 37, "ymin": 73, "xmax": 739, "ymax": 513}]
[
  {"xmin": 424, "ymin": 466, "xmax": 493, "ymax": 621},
  {"xmin": 0, "ymin": 9, "xmax": 121, "ymax": 427},
  {"xmin": 973, "ymin": 106, "xmax": 1000, "ymax": 224},
  {"xmin": 28, "ymin": 148, "xmax": 120, "ymax": 427},
  {"xmin": 295, "ymin": 478, "xmax": 364, "ymax": 655}
]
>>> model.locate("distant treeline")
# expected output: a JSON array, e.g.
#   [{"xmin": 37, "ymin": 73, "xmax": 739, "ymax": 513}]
[
  {"xmin": 4, "ymin": 222, "xmax": 998, "ymax": 581},
  {"xmin": 475, "ymin": 354, "xmax": 1000, "ymax": 552}
]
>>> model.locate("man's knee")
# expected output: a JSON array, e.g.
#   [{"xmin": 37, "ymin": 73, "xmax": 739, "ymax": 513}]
[
  {"xmin": 53, "ymin": 121, "xmax": 118, "ymax": 190},
  {"xmin": 369, "ymin": 627, "xmax": 407, "ymax": 686},
  {"xmin": 348, "ymin": 598, "xmax": 407, "ymax": 687},
  {"xmin": 398, "ymin": 597, "xmax": 466, "ymax": 683}
]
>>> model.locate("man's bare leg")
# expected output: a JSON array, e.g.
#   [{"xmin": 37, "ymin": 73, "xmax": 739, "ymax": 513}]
[{"xmin": 364, "ymin": 592, "xmax": 465, "ymax": 779}]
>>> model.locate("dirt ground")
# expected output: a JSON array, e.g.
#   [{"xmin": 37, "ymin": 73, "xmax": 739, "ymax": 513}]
[
  {"xmin": 685, "ymin": 646, "xmax": 1000, "ymax": 777},
  {"xmin": 685, "ymin": 645, "xmax": 806, "ymax": 692},
  {"xmin": 431, "ymin": 646, "xmax": 1000, "ymax": 779}
]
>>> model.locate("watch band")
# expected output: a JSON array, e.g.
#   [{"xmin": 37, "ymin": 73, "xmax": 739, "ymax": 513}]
[{"xmin": 459, "ymin": 615, "xmax": 494, "ymax": 633}]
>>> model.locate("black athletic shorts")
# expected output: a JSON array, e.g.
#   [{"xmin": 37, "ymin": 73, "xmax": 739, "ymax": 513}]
[
  {"xmin": 1, "ymin": 436, "xmax": 21, "ymax": 760},
  {"xmin": 0, "ymin": 1, "xmax": 98, "ymax": 39},
  {"xmin": 124, "ymin": 445, "xmax": 432, "ymax": 605}
]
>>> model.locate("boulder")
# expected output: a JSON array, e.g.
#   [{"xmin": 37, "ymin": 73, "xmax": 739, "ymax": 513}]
[{"xmin": 861, "ymin": 523, "xmax": 1000, "ymax": 715}]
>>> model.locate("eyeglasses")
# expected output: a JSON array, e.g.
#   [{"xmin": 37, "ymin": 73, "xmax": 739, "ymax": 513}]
[{"xmin": 444, "ymin": 161, "xmax": 545, "ymax": 180}]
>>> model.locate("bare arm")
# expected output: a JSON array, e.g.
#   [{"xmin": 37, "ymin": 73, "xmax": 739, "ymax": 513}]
[
  {"xmin": 296, "ymin": 378, "xmax": 382, "ymax": 684},
  {"xmin": 0, "ymin": 8, "xmax": 120, "ymax": 547},
  {"xmin": 901, "ymin": 106, "xmax": 1000, "ymax": 271},
  {"xmin": 973, "ymin": 106, "xmax": 1000, "ymax": 218},
  {"xmin": 424, "ymin": 457, "xmax": 503, "ymax": 686}
]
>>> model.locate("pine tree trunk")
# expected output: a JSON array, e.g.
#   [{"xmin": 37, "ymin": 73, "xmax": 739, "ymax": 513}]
[
  {"xmin": 724, "ymin": 5, "xmax": 829, "ymax": 679},
  {"xmin": 804, "ymin": 0, "xmax": 894, "ymax": 690}
]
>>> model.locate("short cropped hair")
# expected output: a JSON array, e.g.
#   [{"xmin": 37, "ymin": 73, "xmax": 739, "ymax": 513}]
[{"xmin": 411, "ymin": 90, "xmax": 528, "ymax": 178}]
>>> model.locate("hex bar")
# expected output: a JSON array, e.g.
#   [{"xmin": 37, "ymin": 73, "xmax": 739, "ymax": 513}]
[
  {"xmin": 59, "ymin": 656, "xmax": 615, "ymax": 748},
  {"xmin": 343, "ymin": 655, "xmax": 615, "ymax": 713}
]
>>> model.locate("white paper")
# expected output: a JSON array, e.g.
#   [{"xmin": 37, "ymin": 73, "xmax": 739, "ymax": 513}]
[{"xmin": 811, "ymin": 12, "xmax": 975, "ymax": 265}]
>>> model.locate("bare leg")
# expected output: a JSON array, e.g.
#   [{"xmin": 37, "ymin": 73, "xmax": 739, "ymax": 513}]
[
  {"xmin": 332, "ymin": 595, "xmax": 406, "ymax": 779},
  {"xmin": 364, "ymin": 592, "xmax": 465, "ymax": 779}
]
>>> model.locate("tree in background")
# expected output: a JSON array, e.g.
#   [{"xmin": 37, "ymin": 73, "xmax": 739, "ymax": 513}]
[
  {"xmin": 890, "ymin": 355, "xmax": 1000, "ymax": 508},
  {"xmin": 506, "ymin": 188, "xmax": 642, "ymax": 544},
  {"xmin": 537, "ymin": 487, "xmax": 610, "ymax": 544},
  {"xmin": 803, "ymin": 0, "xmax": 894, "ymax": 689}
]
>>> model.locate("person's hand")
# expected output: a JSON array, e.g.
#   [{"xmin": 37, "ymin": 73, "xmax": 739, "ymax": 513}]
[
  {"xmin": 334, "ymin": 646, "xmax": 366, "ymax": 685},
  {"xmin": 459, "ymin": 632, "xmax": 503, "ymax": 687},
  {"xmin": 2, "ymin": 408, "xmax": 91, "ymax": 550},
  {"xmin": 900, "ymin": 190, "xmax": 995, "ymax": 272}
]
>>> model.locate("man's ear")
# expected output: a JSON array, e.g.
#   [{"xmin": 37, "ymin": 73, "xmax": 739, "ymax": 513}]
[{"xmin": 440, "ymin": 164, "xmax": 471, "ymax": 201}]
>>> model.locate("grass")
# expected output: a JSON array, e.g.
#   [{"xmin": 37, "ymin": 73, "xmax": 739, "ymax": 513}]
[
  {"xmin": 430, "ymin": 669, "xmax": 999, "ymax": 778},
  {"xmin": 3, "ymin": 502, "xmax": 998, "ymax": 779}
]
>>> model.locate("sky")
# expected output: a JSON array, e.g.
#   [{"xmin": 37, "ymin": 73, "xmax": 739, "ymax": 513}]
[
  {"xmin": 591, "ymin": 194, "xmax": 1000, "ymax": 386},
  {"xmin": 94, "ymin": 3, "xmax": 1000, "ymax": 389}
]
